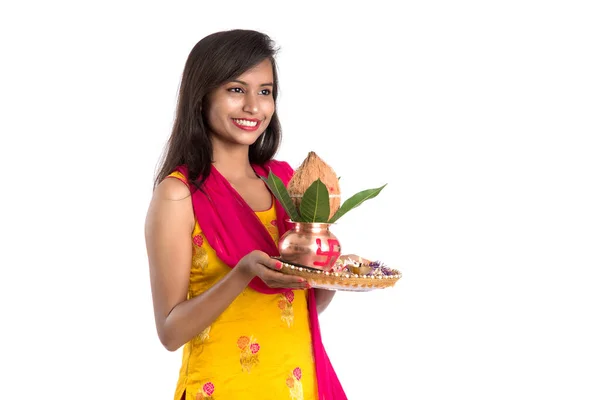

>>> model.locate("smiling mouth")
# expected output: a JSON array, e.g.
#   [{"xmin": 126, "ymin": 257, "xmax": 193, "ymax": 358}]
[{"xmin": 232, "ymin": 118, "xmax": 261, "ymax": 131}]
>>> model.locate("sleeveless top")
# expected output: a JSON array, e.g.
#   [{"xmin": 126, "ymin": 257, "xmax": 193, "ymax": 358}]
[{"xmin": 168, "ymin": 171, "xmax": 317, "ymax": 400}]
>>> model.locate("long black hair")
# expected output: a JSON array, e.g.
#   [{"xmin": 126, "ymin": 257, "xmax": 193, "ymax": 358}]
[{"xmin": 154, "ymin": 29, "xmax": 282, "ymax": 190}]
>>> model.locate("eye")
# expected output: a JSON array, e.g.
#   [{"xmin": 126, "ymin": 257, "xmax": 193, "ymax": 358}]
[
  {"xmin": 228, "ymin": 87, "xmax": 244, "ymax": 93},
  {"xmin": 260, "ymin": 89, "xmax": 272, "ymax": 95}
]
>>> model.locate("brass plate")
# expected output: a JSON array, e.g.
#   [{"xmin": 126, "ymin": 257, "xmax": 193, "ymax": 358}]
[{"xmin": 274, "ymin": 258, "xmax": 402, "ymax": 292}]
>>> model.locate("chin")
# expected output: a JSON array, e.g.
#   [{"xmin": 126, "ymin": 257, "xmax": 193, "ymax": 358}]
[{"xmin": 234, "ymin": 131, "xmax": 266, "ymax": 146}]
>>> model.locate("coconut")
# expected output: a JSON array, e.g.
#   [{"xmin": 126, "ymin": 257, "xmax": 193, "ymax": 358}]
[{"xmin": 288, "ymin": 151, "xmax": 341, "ymax": 220}]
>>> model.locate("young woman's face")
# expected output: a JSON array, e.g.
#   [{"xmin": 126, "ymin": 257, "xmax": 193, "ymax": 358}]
[{"xmin": 206, "ymin": 58, "xmax": 275, "ymax": 147}]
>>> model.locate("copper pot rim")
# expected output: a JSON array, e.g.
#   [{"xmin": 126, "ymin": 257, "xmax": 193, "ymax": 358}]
[{"xmin": 285, "ymin": 219, "xmax": 337, "ymax": 226}]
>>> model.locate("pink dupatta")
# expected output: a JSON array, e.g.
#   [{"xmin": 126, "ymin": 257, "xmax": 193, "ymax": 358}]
[{"xmin": 174, "ymin": 160, "xmax": 346, "ymax": 400}]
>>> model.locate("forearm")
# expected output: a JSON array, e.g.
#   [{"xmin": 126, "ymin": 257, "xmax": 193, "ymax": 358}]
[
  {"xmin": 159, "ymin": 267, "xmax": 253, "ymax": 351},
  {"xmin": 314, "ymin": 288, "xmax": 336, "ymax": 314}
]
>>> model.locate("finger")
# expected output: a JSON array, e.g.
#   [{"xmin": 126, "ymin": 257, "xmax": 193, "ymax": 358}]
[
  {"xmin": 258, "ymin": 256, "xmax": 283, "ymax": 271},
  {"xmin": 254, "ymin": 264, "xmax": 309, "ymax": 287},
  {"xmin": 260, "ymin": 269, "xmax": 309, "ymax": 289}
]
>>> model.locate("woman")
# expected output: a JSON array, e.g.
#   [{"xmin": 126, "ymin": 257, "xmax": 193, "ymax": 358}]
[{"xmin": 145, "ymin": 29, "xmax": 346, "ymax": 400}]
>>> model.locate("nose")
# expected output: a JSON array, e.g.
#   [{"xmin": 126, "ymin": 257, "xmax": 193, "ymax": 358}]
[{"xmin": 242, "ymin": 93, "xmax": 259, "ymax": 114}]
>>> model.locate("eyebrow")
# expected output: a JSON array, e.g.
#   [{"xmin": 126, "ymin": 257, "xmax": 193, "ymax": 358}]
[{"xmin": 231, "ymin": 79, "xmax": 273, "ymax": 87}]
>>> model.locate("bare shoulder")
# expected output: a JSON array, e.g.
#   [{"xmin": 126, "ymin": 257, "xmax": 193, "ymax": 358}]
[
  {"xmin": 146, "ymin": 176, "xmax": 195, "ymax": 233},
  {"xmin": 154, "ymin": 176, "xmax": 192, "ymax": 201}
]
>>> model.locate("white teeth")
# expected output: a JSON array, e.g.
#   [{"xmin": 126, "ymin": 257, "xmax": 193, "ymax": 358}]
[{"xmin": 234, "ymin": 119, "xmax": 258, "ymax": 127}]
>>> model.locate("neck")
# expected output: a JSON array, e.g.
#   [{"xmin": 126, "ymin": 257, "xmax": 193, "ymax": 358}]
[{"xmin": 211, "ymin": 139, "xmax": 255, "ymax": 181}]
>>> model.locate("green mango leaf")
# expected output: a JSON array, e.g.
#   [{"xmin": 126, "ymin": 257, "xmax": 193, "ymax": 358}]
[
  {"xmin": 299, "ymin": 179, "xmax": 330, "ymax": 223},
  {"xmin": 260, "ymin": 171, "xmax": 301, "ymax": 221},
  {"xmin": 328, "ymin": 184, "xmax": 387, "ymax": 223}
]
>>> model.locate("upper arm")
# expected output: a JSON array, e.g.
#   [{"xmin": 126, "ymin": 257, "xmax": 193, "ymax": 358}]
[{"xmin": 144, "ymin": 177, "xmax": 195, "ymax": 330}]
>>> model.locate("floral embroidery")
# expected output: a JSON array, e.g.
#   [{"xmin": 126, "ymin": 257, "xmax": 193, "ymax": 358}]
[
  {"xmin": 286, "ymin": 377, "xmax": 294, "ymax": 388},
  {"xmin": 287, "ymin": 367, "xmax": 304, "ymax": 399},
  {"xmin": 195, "ymin": 381, "xmax": 215, "ymax": 400},
  {"xmin": 194, "ymin": 326, "xmax": 211, "ymax": 344},
  {"xmin": 237, "ymin": 335, "xmax": 260, "ymax": 373},
  {"xmin": 264, "ymin": 219, "xmax": 279, "ymax": 241},
  {"xmin": 193, "ymin": 235, "xmax": 204, "ymax": 246},
  {"xmin": 278, "ymin": 290, "xmax": 295, "ymax": 327},
  {"xmin": 192, "ymin": 235, "xmax": 208, "ymax": 270}
]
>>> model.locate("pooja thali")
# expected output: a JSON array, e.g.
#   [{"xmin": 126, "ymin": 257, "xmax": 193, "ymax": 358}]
[{"xmin": 274, "ymin": 255, "xmax": 402, "ymax": 292}]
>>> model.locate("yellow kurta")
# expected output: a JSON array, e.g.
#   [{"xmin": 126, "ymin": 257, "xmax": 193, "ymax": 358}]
[{"xmin": 169, "ymin": 172, "xmax": 317, "ymax": 400}]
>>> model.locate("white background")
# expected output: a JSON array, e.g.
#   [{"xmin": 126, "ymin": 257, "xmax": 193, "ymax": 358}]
[{"xmin": 1, "ymin": 1, "xmax": 599, "ymax": 399}]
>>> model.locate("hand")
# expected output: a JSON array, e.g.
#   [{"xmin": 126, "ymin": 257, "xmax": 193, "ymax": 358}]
[{"xmin": 238, "ymin": 250, "xmax": 308, "ymax": 290}]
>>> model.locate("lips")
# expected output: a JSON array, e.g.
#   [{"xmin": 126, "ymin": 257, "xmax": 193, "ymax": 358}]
[{"xmin": 232, "ymin": 118, "xmax": 261, "ymax": 132}]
